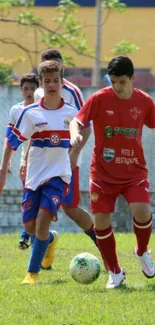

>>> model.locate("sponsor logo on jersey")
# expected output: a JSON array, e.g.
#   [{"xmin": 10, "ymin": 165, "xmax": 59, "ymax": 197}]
[
  {"xmin": 35, "ymin": 122, "xmax": 48, "ymax": 127},
  {"xmin": 106, "ymin": 110, "xmax": 114, "ymax": 115},
  {"xmin": 50, "ymin": 133, "xmax": 61, "ymax": 145},
  {"xmin": 51, "ymin": 196, "xmax": 60, "ymax": 206},
  {"xmin": 63, "ymin": 119, "xmax": 70, "ymax": 129},
  {"xmin": 105, "ymin": 125, "xmax": 139, "ymax": 138},
  {"xmin": 103, "ymin": 148, "xmax": 115, "ymax": 162},
  {"xmin": 129, "ymin": 107, "xmax": 141, "ymax": 120},
  {"xmin": 105, "ymin": 126, "xmax": 114, "ymax": 138},
  {"xmin": 91, "ymin": 192, "xmax": 99, "ymax": 202}
]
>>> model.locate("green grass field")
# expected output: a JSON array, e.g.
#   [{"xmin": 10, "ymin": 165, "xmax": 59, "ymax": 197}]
[{"xmin": 0, "ymin": 232, "xmax": 155, "ymax": 325}]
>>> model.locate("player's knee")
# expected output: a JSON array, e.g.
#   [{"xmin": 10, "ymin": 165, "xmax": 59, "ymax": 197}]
[
  {"xmin": 130, "ymin": 203, "xmax": 151, "ymax": 222},
  {"xmin": 63, "ymin": 206, "xmax": 79, "ymax": 221},
  {"xmin": 24, "ymin": 221, "xmax": 35, "ymax": 235}
]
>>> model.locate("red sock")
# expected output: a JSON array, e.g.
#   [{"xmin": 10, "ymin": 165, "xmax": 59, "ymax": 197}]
[
  {"xmin": 133, "ymin": 216, "xmax": 152, "ymax": 256},
  {"xmin": 95, "ymin": 226, "xmax": 120, "ymax": 273}
]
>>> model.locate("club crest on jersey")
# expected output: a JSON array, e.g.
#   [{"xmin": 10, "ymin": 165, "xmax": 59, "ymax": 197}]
[
  {"xmin": 91, "ymin": 192, "xmax": 99, "ymax": 203},
  {"xmin": 129, "ymin": 107, "xmax": 140, "ymax": 120},
  {"xmin": 50, "ymin": 133, "xmax": 61, "ymax": 145},
  {"xmin": 106, "ymin": 110, "xmax": 114, "ymax": 115},
  {"xmin": 63, "ymin": 119, "xmax": 70, "ymax": 129},
  {"xmin": 51, "ymin": 196, "xmax": 60, "ymax": 206},
  {"xmin": 104, "ymin": 148, "xmax": 115, "ymax": 162}
]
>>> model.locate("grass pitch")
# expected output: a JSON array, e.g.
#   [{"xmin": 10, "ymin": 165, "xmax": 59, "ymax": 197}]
[{"xmin": 0, "ymin": 232, "xmax": 155, "ymax": 325}]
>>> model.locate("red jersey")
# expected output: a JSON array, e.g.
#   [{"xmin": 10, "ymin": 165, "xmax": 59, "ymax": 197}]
[{"xmin": 76, "ymin": 87, "xmax": 155, "ymax": 185}]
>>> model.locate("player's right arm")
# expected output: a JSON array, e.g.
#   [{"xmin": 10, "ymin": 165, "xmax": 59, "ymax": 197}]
[
  {"xmin": 4, "ymin": 105, "xmax": 17, "ymax": 173},
  {"xmin": 0, "ymin": 110, "xmax": 34, "ymax": 194},
  {"xmin": 0, "ymin": 143, "xmax": 14, "ymax": 194}
]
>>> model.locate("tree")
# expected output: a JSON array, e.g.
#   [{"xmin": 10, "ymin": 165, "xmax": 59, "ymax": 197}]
[
  {"xmin": 0, "ymin": 0, "xmax": 94, "ymax": 69},
  {"xmin": 111, "ymin": 40, "xmax": 140, "ymax": 56},
  {"xmin": 92, "ymin": 0, "xmax": 127, "ymax": 87},
  {"xmin": 0, "ymin": 57, "xmax": 13, "ymax": 85},
  {"xmin": 0, "ymin": 0, "xmax": 140, "ymax": 85}
]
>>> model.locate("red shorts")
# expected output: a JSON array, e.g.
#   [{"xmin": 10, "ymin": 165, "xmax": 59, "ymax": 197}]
[{"xmin": 90, "ymin": 179, "xmax": 150, "ymax": 214}]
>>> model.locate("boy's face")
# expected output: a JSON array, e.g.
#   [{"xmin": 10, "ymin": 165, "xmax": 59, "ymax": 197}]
[
  {"xmin": 40, "ymin": 71, "xmax": 62, "ymax": 97},
  {"xmin": 21, "ymin": 82, "xmax": 38, "ymax": 105},
  {"xmin": 110, "ymin": 75, "xmax": 134, "ymax": 99}
]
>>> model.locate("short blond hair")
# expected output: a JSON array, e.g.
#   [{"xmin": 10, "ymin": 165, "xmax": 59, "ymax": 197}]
[{"xmin": 38, "ymin": 60, "xmax": 63, "ymax": 81}]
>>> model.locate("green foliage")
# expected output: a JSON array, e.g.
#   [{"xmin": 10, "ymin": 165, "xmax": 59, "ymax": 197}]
[
  {"xmin": 0, "ymin": 0, "xmax": 94, "ymax": 67},
  {"xmin": 0, "ymin": 0, "xmax": 34, "ymax": 9},
  {"xmin": 102, "ymin": 0, "xmax": 127, "ymax": 12},
  {"xmin": 15, "ymin": 11, "xmax": 42, "ymax": 25},
  {"xmin": 111, "ymin": 39, "xmax": 140, "ymax": 56},
  {"xmin": 0, "ymin": 60, "xmax": 12, "ymax": 85},
  {"xmin": 50, "ymin": 0, "xmax": 94, "ymax": 63},
  {"xmin": 0, "ymin": 0, "xmax": 139, "ymax": 69},
  {"xmin": 0, "ymin": 233, "xmax": 155, "ymax": 324}
]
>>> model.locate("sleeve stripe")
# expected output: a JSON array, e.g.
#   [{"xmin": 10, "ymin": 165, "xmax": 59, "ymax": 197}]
[
  {"xmin": 16, "ymin": 103, "xmax": 38, "ymax": 129},
  {"xmin": 7, "ymin": 142, "xmax": 16, "ymax": 151},
  {"xmin": 64, "ymin": 79, "xmax": 84, "ymax": 107},
  {"xmin": 75, "ymin": 117, "xmax": 84, "ymax": 126},
  {"xmin": 12, "ymin": 128, "xmax": 28, "ymax": 141}
]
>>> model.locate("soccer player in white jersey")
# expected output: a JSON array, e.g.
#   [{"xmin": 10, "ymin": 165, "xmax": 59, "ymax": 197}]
[
  {"xmin": 5, "ymin": 73, "xmax": 39, "ymax": 249},
  {"xmin": 32, "ymin": 49, "xmax": 99, "ymax": 253},
  {"xmin": 0, "ymin": 60, "xmax": 78, "ymax": 284}
]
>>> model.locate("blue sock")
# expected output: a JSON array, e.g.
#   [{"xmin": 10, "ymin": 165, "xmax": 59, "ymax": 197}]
[
  {"xmin": 85, "ymin": 225, "xmax": 98, "ymax": 247},
  {"xmin": 30, "ymin": 235, "xmax": 35, "ymax": 246},
  {"xmin": 49, "ymin": 230, "xmax": 54, "ymax": 244},
  {"xmin": 27, "ymin": 237, "xmax": 49, "ymax": 273},
  {"xmin": 20, "ymin": 229, "xmax": 30, "ymax": 240}
]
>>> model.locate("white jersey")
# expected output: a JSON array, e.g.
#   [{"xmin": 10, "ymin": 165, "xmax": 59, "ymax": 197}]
[
  {"xmin": 6, "ymin": 101, "xmax": 30, "ymax": 166},
  {"xmin": 7, "ymin": 99, "xmax": 77, "ymax": 190},
  {"xmin": 34, "ymin": 78, "xmax": 86, "ymax": 166}
]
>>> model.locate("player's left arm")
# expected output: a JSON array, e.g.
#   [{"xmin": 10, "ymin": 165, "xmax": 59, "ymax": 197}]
[
  {"xmin": 144, "ymin": 97, "xmax": 155, "ymax": 128},
  {"xmin": 69, "ymin": 126, "xmax": 91, "ymax": 170}
]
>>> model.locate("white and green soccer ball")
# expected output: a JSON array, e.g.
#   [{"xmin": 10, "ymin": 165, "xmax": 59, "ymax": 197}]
[{"xmin": 69, "ymin": 252, "xmax": 101, "ymax": 285}]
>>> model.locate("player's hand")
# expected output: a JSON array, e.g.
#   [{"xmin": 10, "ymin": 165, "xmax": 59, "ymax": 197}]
[
  {"xmin": 20, "ymin": 161, "xmax": 27, "ymax": 182},
  {"xmin": 70, "ymin": 134, "xmax": 83, "ymax": 147},
  {"xmin": 0, "ymin": 169, "xmax": 7, "ymax": 195}
]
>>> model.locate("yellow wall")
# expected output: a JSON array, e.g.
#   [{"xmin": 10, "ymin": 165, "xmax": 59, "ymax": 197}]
[{"xmin": 0, "ymin": 6, "xmax": 155, "ymax": 76}]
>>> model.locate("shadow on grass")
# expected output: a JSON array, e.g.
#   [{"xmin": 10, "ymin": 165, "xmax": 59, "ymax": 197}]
[
  {"xmin": 37, "ymin": 279, "xmax": 68, "ymax": 286},
  {"xmin": 85, "ymin": 281, "xmax": 155, "ymax": 294}
]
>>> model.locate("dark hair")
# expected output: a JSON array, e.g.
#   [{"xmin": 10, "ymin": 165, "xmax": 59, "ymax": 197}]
[
  {"xmin": 107, "ymin": 56, "xmax": 134, "ymax": 78},
  {"xmin": 20, "ymin": 73, "xmax": 39, "ymax": 88},
  {"xmin": 38, "ymin": 60, "xmax": 63, "ymax": 81},
  {"xmin": 41, "ymin": 49, "xmax": 63, "ymax": 62}
]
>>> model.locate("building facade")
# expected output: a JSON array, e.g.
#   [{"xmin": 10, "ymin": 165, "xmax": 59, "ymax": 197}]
[{"xmin": 0, "ymin": 1, "xmax": 155, "ymax": 76}]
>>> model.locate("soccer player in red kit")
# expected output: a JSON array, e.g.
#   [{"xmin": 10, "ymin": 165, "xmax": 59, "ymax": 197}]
[{"xmin": 70, "ymin": 56, "xmax": 155, "ymax": 289}]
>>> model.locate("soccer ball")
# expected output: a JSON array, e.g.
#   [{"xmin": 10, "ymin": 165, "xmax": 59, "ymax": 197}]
[{"xmin": 69, "ymin": 252, "xmax": 101, "ymax": 285}]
